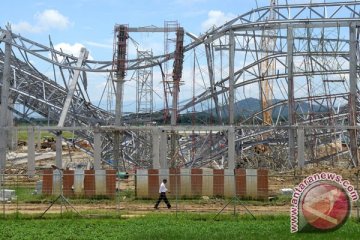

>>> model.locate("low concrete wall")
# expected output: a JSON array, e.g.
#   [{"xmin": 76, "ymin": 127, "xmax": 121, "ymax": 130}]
[
  {"xmin": 136, "ymin": 168, "xmax": 268, "ymax": 200},
  {"xmin": 42, "ymin": 169, "xmax": 116, "ymax": 198}
]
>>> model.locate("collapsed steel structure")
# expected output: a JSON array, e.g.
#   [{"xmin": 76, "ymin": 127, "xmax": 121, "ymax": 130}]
[{"xmin": 1, "ymin": 0, "xmax": 360, "ymax": 172}]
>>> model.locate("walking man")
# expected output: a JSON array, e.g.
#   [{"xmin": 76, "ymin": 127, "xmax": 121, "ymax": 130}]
[{"xmin": 154, "ymin": 179, "xmax": 171, "ymax": 209}]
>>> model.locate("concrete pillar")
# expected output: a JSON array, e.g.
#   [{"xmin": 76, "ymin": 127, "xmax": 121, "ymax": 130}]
[
  {"xmin": 152, "ymin": 128, "xmax": 160, "ymax": 169},
  {"xmin": 228, "ymin": 126, "xmax": 235, "ymax": 169},
  {"xmin": 224, "ymin": 169, "xmax": 235, "ymax": 197},
  {"xmin": 159, "ymin": 130, "xmax": 168, "ymax": 168},
  {"xmin": 297, "ymin": 128, "xmax": 305, "ymax": 168},
  {"xmin": 93, "ymin": 131, "xmax": 102, "ymax": 170},
  {"xmin": 37, "ymin": 130, "xmax": 41, "ymax": 151},
  {"xmin": 27, "ymin": 128, "xmax": 36, "ymax": 177},
  {"xmin": 229, "ymin": 30, "xmax": 235, "ymax": 125},
  {"xmin": 136, "ymin": 169, "xmax": 148, "ymax": 197},
  {"xmin": 95, "ymin": 170, "xmax": 106, "ymax": 195},
  {"xmin": 8, "ymin": 103, "xmax": 16, "ymax": 150},
  {"xmin": 246, "ymin": 169, "xmax": 258, "ymax": 198},
  {"xmin": 55, "ymin": 132, "xmax": 62, "ymax": 169},
  {"xmin": 180, "ymin": 168, "xmax": 191, "ymax": 196},
  {"xmin": 113, "ymin": 132, "xmax": 120, "ymax": 170}
]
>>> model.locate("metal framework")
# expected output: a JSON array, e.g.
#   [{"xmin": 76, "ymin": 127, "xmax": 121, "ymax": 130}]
[
  {"xmin": 135, "ymin": 50, "xmax": 153, "ymax": 118},
  {"xmin": 1, "ymin": 1, "xmax": 360, "ymax": 172}
]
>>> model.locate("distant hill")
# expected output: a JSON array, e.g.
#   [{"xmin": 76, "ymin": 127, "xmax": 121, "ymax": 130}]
[
  {"xmin": 201, "ymin": 98, "xmax": 331, "ymax": 122},
  {"xmin": 123, "ymin": 97, "xmax": 336, "ymax": 125}
]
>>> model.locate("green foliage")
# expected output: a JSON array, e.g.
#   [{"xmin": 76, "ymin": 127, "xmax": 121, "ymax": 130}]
[
  {"xmin": 0, "ymin": 214, "xmax": 359, "ymax": 239},
  {"xmin": 15, "ymin": 186, "xmax": 48, "ymax": 203},
  {"xmin": 119, "ymin": 189, "xmax": 135, "ymax": 200}
]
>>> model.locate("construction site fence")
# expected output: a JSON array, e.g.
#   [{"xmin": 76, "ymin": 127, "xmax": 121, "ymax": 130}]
[{"xmin": 0, "ymin": 172, "xmax": 359, "ymax": 220}]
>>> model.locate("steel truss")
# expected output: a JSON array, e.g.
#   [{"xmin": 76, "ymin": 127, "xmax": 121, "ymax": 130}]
[{"xmin": 1, "ymin": 1, "xmax": 360, "ymax": 171}]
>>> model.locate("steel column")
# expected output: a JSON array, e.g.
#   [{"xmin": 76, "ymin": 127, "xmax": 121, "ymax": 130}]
[
  {"xmin": 287, "ymin": 26, "xmax": 295, "ymax": 168},
  {"xmin": 57, "ymin": 48, "xmax": 88, "ymax": 127},
  {"xmin": 113, "ymin": 25, "xmax": 127, "ymax": 171},
  {"xmin": 0, "ymin": 29, "xmax": 11, "ymax": 174},
  {"xmin": 349, "ymin": 23, "xmax": 359, "ymax": 167},
  {"xmin": 205, "ymin": 43, "xmax": 222, "ymax": 123}
]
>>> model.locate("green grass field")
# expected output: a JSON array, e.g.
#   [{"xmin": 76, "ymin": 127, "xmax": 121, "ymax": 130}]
[
  {"xmin": 17, "ymin": 130, "xmax": 75, "ymax": 142},
  {"xmin": 0, "ymin": 214, "xmax": 359, "ymax": 240}
]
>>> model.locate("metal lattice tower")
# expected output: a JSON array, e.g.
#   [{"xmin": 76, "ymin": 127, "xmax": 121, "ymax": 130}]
[
  {"xmin": 136, "ymin": 50, "xmax": 153, "ymax": 117},
  {"xmin": 260, "ymin": 0, "xmax": 277, "ymax": 125},
  {"xmin": 163, "ymin": 21, "xmax": 179, "ymax": 124}
]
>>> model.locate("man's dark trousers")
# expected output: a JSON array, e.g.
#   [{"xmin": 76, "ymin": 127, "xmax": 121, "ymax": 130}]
[{"xmin": 154, "ymin": 192, "xmax": 171, "ymax": 209}]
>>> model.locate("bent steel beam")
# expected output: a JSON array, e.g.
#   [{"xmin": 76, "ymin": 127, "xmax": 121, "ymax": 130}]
[{"xmin": 58, "ymin": 47, "xmax": 89, "ymax": 127}]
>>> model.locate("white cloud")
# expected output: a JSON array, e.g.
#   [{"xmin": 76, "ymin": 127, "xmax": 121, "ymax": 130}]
[
  {"xmin": 201, "ymin": 10, "xmax": 235, "ymax": 32},
  {"xmin": 12, "ymin": 9, "xmax": 70, "ymax": 33},
  {"xmin": 36, "ymin": 9, "xmax": 70, "ymax": 30},
  {"xmin": 54, "ymin": 42, "xmax": 85, "ymax": 56},
  {"xmin": 54, "ymin": 42, "xmax": 93, "ymax": 60},
  {"xmin": 11, "ymin": 21, "xmax": 41, "ymax": 33}
]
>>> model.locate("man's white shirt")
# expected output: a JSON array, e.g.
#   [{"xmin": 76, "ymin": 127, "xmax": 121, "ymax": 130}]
[{"xmin": 159, "ymin": 182, "xmax": 168, "ymax": 193}]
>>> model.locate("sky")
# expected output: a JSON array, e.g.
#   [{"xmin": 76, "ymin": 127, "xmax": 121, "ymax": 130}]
[
  {"xmin": 0, "ymin": 0, "xmax": 318, "ymax": 112},
  {"xmin": 0, "ymin": 0, "xmax": 279, "ymax": 60}
]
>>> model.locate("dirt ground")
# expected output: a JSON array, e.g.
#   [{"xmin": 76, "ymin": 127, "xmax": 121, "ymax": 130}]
[
  {"xmin": 1, "ymin": 202, "xmax": 358, "ymax": 218},
  {"xmin": 0, "ymin": 201, "xmax": 290, "ymax": 215}
]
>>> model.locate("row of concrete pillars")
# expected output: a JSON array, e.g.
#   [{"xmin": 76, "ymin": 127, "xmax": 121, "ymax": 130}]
[
  {"xmin": 24, "ymin": 127, "xmax": 237, "ymax": 177},
  {"xmin": 19, "ymin": 126, "xmax": 307, "ymax": 178},
  {"xmin": 0, "ymin": 124, "xmax": 357, "ymax": 179}
]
